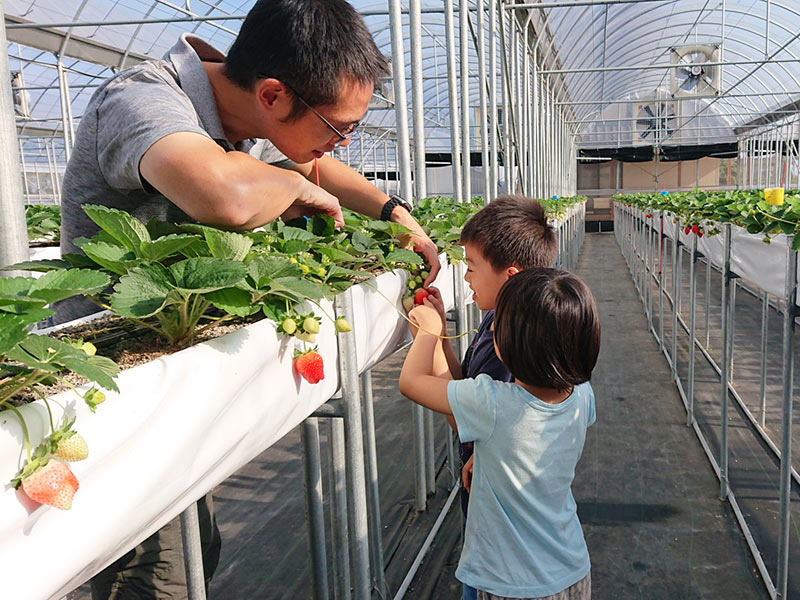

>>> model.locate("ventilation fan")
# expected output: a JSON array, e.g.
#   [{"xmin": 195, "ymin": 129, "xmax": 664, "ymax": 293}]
[
  {"xmin": 670, "ymin": 44, "xmax": 721, "ymax": 98},
  {"xmin": 634, "ymin": 101, "xmax": 676, "ymax": 143}
]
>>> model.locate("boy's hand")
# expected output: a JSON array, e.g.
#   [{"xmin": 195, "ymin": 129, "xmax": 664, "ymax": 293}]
[
  {"xmin": 462, "ymin": 453, "xmax": 474, "ymax": 493},
  {"xmin": 424, "ymin": 287, "xmax": 447, "ymax": 334},
  {"xmin": 408, "ymin": 301, "xmax": 443, "ymax": 335}
]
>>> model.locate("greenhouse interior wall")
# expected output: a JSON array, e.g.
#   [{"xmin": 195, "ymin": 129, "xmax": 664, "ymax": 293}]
[{"xmin": 1, "ymin": 0, "xmax": 799, "ymax": 598}]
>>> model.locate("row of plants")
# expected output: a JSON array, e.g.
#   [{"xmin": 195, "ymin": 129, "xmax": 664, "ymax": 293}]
[
  {"xmin": 2, "ymin": 194, "xmax": 586, "ymax": 511},
  {"xmin": 615, "ymin": 189, "xmax": 800, "ymax": 248}
]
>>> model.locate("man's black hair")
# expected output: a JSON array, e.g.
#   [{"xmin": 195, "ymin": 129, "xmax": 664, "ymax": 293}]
[
  {"xmin": 459, "ymin": 195, "xmax": 557, "ymax": 270},
  {"xmin": 224, "ymin": 0, "xmax": 389, "ymax": 119},
  {"xmin": 494, "ymin": 268, "xmax": 601, "ymax": 390}
]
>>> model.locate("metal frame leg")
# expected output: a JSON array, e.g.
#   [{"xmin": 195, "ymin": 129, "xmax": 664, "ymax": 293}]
[
  {"xmin": 180, "ymin": 503, "xmax": 207, "ymax": 600},
  {"xmin": 302, "ymin": 418, "xmax": 329, "ymax": 600}
]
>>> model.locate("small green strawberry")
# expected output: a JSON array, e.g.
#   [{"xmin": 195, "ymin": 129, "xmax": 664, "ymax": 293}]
[
  {"xmin": 303, "ymin": 316, "xmax": 320, "ymax": 334},
  {"xmin": 334, "ymin": 317, "xmax": 352, "ymax": 333},
  {"xmin": 54, "ymin": 432, "xmax": 89, "ymax": 462},
  {"xmin": 281, "ymin": 317, "xmax": 297, "ymax": 335},
  {"xmin": 402, "ymin": 296, "xmax": 415, "ymax": 312},
  {"xmin": 83, "ymin": 387, "xmax": 105, "ymax": 412}
]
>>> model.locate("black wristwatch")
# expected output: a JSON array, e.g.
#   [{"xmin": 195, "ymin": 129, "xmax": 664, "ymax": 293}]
[{"xmin": 380, "ymin": 195, "xmax": 412, "ymax": 221}]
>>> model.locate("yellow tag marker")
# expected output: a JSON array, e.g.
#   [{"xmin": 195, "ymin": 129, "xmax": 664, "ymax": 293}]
[{"xmin": 764, "ymin": 187, "xmax": 785, "ymax": 206}]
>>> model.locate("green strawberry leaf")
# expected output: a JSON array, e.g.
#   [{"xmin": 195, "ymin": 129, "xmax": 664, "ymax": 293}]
[
  {"xmin": 110, "ymin": 263, "xmax": 175, "ymax": 317},
  {"xmin": 83, "ymin": 205, "xmax": 151, "ymax": 252},
  {"xmin": 203, "ymin": 229, "xmax": 253, "ymax": 261},
  {"xmin": 205, "ymin": 287, "xmax": 259, "ymax": 317},
  {"xmin": 169, "ymin": 258, "xmax": 246, "ymax": 293},
  {"xmin": 28, "ymin": 269, "xmax": 110, "ymax": 304},
  {"xmin": 82, "ymin": 241, "xmax": 140, "ymax": 275},
  {"xmin": 385, "ymin": 249, "xmax": 424, "ymax": 265},
  {"xmin": 138, "ymin": 234, "xmax": 199, "ymax": 262},
  {"xmin": 1, "ymin": 259, "xmax": 71, "ymax": 273}
]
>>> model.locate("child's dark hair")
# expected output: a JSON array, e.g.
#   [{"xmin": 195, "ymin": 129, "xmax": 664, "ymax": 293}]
[
  {"xmin": 494, "ymin": 268, "xmax": 600, "ymax": 390},
  {"xmin": 459, "ymin": 195, "xmax": 557, "ymax": 270}
]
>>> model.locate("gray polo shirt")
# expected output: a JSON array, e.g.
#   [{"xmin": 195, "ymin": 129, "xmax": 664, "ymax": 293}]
[{"xmin": 57, "ymin": 34, "xmax": 286, "ymax": 322}]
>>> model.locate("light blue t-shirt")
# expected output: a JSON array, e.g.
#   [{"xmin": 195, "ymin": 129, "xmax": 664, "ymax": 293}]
[{"xmin": 448, "ymin": 374, "xmax": 595, "ymax": 598}]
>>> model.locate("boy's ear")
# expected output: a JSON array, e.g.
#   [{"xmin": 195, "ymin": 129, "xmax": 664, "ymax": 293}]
[{"xmin": 507, "ymin": 265, "xmax": 521, "ymax": 277}]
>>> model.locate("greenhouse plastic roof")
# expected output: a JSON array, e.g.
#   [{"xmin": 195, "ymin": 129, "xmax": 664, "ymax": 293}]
[{"xmin": 5, "ymin": 0, "xmax": 800, "ymax": 159}]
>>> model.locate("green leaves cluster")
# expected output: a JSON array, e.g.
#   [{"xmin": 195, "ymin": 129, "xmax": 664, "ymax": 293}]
[
  {"xmin": 26, "ymin": 204, "xmax": 61, "ymax": 243},
  {"xmin": 0, "ymin": 269, "xmax": 120, "ymax": 412},
  {"xmin": 615, "ymin": 189, "xmax": 800, "ymax": 248},
  {"xmin": 11, "ymin": 205, "xmax": 429, "ymax": 347}
]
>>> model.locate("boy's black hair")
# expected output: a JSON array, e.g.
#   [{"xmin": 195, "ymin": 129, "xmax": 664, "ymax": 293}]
[
  {"xmin": 224, "ymin": 0, "xmax": 389, "ymax": 119},
  {"xmin": 459, "ymin": 195, "xmax": 557, "ymax": 271},
  {"xmin": 494, "ymin": 268, "xmax": 600, "ymax": 390}
]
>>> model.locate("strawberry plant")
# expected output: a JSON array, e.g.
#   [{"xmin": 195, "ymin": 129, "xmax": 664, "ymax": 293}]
[
  {"xmin": 0, "ymin": 269, "xmax": 121, "ymax": 509},
  {"xmin": 615, "ymin": 189, "xmax": 800, "ymax": 248},
  {"xmin": 25, "ymin": 204, "xmax": 61, "ymax": 244}
]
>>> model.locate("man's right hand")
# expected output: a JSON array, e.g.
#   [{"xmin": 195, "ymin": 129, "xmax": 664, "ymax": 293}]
[{"xmin": 281, "ymin": 178, "xmax": 345, "ymax": 228}]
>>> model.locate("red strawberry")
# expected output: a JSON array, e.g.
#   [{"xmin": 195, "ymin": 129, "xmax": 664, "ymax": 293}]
[
  {"xmin": 646, "ymin": 214, "xmax": 652, "ymax": 219},
  {"xmin": 54, "ymin": 433, "xmax": 89, "ymax": 462},
  {"xmin": 691, "ymin": 224, "xmax": 699, "ymax": 234},
  {"xmin": 21, "ymin": 460, "xmax": 79, "ymax": 510},
  {"xmin": 294, "ymin": 349, "xmax": 324, "ymax": 384},
  {"xmin": 684, "ymin": 226, "xmax": 691, "ymax": 235},
  {"xmin": 698, "ymin": 231, "xmax": 704, "ymax": 238},
  {"xmin": 414, "ymin": 289, "xmax": 430, "ymax": 305}
]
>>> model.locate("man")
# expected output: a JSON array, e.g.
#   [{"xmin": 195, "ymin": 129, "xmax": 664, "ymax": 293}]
[
  {"xmin": 59, "ymin": 0, "xmax": 439, "ymax": 597},
  {"xmin": 59, "ymin": 0, "xmax": 439, "ymax": 322}
]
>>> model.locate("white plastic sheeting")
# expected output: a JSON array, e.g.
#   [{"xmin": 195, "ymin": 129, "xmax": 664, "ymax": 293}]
[{"xmin": 0, "ymin": 259, "xmax": 455, "ymax": 600}]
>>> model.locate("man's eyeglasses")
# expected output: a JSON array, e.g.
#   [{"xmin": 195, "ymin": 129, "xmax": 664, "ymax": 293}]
[{"xmin": 288, "ymin": 87, "xmax": 360, "ymax": 146}]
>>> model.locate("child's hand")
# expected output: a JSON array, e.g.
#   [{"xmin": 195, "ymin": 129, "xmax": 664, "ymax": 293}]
[
  {"xmin": 462, "ymin": 453, "xmax": 474, "ymax": 493},
  {"xmin": 408, "ymin": 301, "xmax": 443, "ymax": 335},
  {"xmin": 424, "ymin": 287, "xmax": 447, "ymax": 334}
]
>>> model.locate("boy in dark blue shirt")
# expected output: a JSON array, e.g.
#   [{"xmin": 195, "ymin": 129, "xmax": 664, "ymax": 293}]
[{"xmin": 420, "ymin": 195, "xmax": 557, "ymax": 600}]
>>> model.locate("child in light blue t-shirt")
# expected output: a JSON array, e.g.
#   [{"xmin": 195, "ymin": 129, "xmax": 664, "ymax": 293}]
[{"xmin": 399, "ymin": 267, "xmax": 601, "ymax": 600}]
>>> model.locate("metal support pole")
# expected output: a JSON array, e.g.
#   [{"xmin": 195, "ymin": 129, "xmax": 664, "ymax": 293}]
[
  {"xmin": 460, "ymin": 0, "xmax": 472, "ymax": 203},
  {"xmin": 409, "ymin": 0, "xmax": 434, "ymax": 506},
  {"xmin": 705, "ymin": 256, "xmax": 711, "ymax": 348},
  {"xmin": 302, "ymin": 418, "xmax": 329, "ymax": 600},
  {"xmin": 424, "ymin": 408, "xmax": 435, "ymax": 494},
  {"xmin": 179, "ymin": 503, "xmax": 207, "ymax": 600},
  {"xmin": 444, "ymin": 0, "xmax": 463, "ymax": 202},
  {"xmin": 671, "ymin": 217, "xmax": 680, "ymax": 379},
  {"xmin": 329, "ymin": 417, "xmax": 351, "ymax": 600},
  {"xmin": 687, "ymin": 234, "xmax": 698, "ymax": 426},
  {"xmin": 409, "ymin": 0, "xmax": 427, "ymax": 203},
  {"xmin": 334, "ymin": 291, "xmax": 371, "ymax": 600},
  {"xmin": 720, "ymin": 223, "xmax": 732, "ymax": 500},
  {"xmin": 488, "ymin": 0, "xmax": 498, "ymax": 200},
  {"xmin": 360, "ymin": 372, "xmax": 388, "ymax": 598},
  {"xmin": 659, "ymin": 214, "xmax": 665, "ymax": 348},
  {"xmin": 476, "ymin": 0, "xmax": 489, "ymax": 204},
  {"xmin": 776, "ymin": 238, "xmax": 796, "ymax": 599},
  {"xmin": 759, "ymin": 291, "xmax": 769, "ymax": 428},
  {"xmin": 0, "ymin": 9, "xmax": 28, "ymax": 272}
]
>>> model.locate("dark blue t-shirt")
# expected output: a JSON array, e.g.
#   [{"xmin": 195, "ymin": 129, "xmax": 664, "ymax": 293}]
[{"xmin": 461, "ymin": 311, "xmax": 514, "ymax": 382}]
